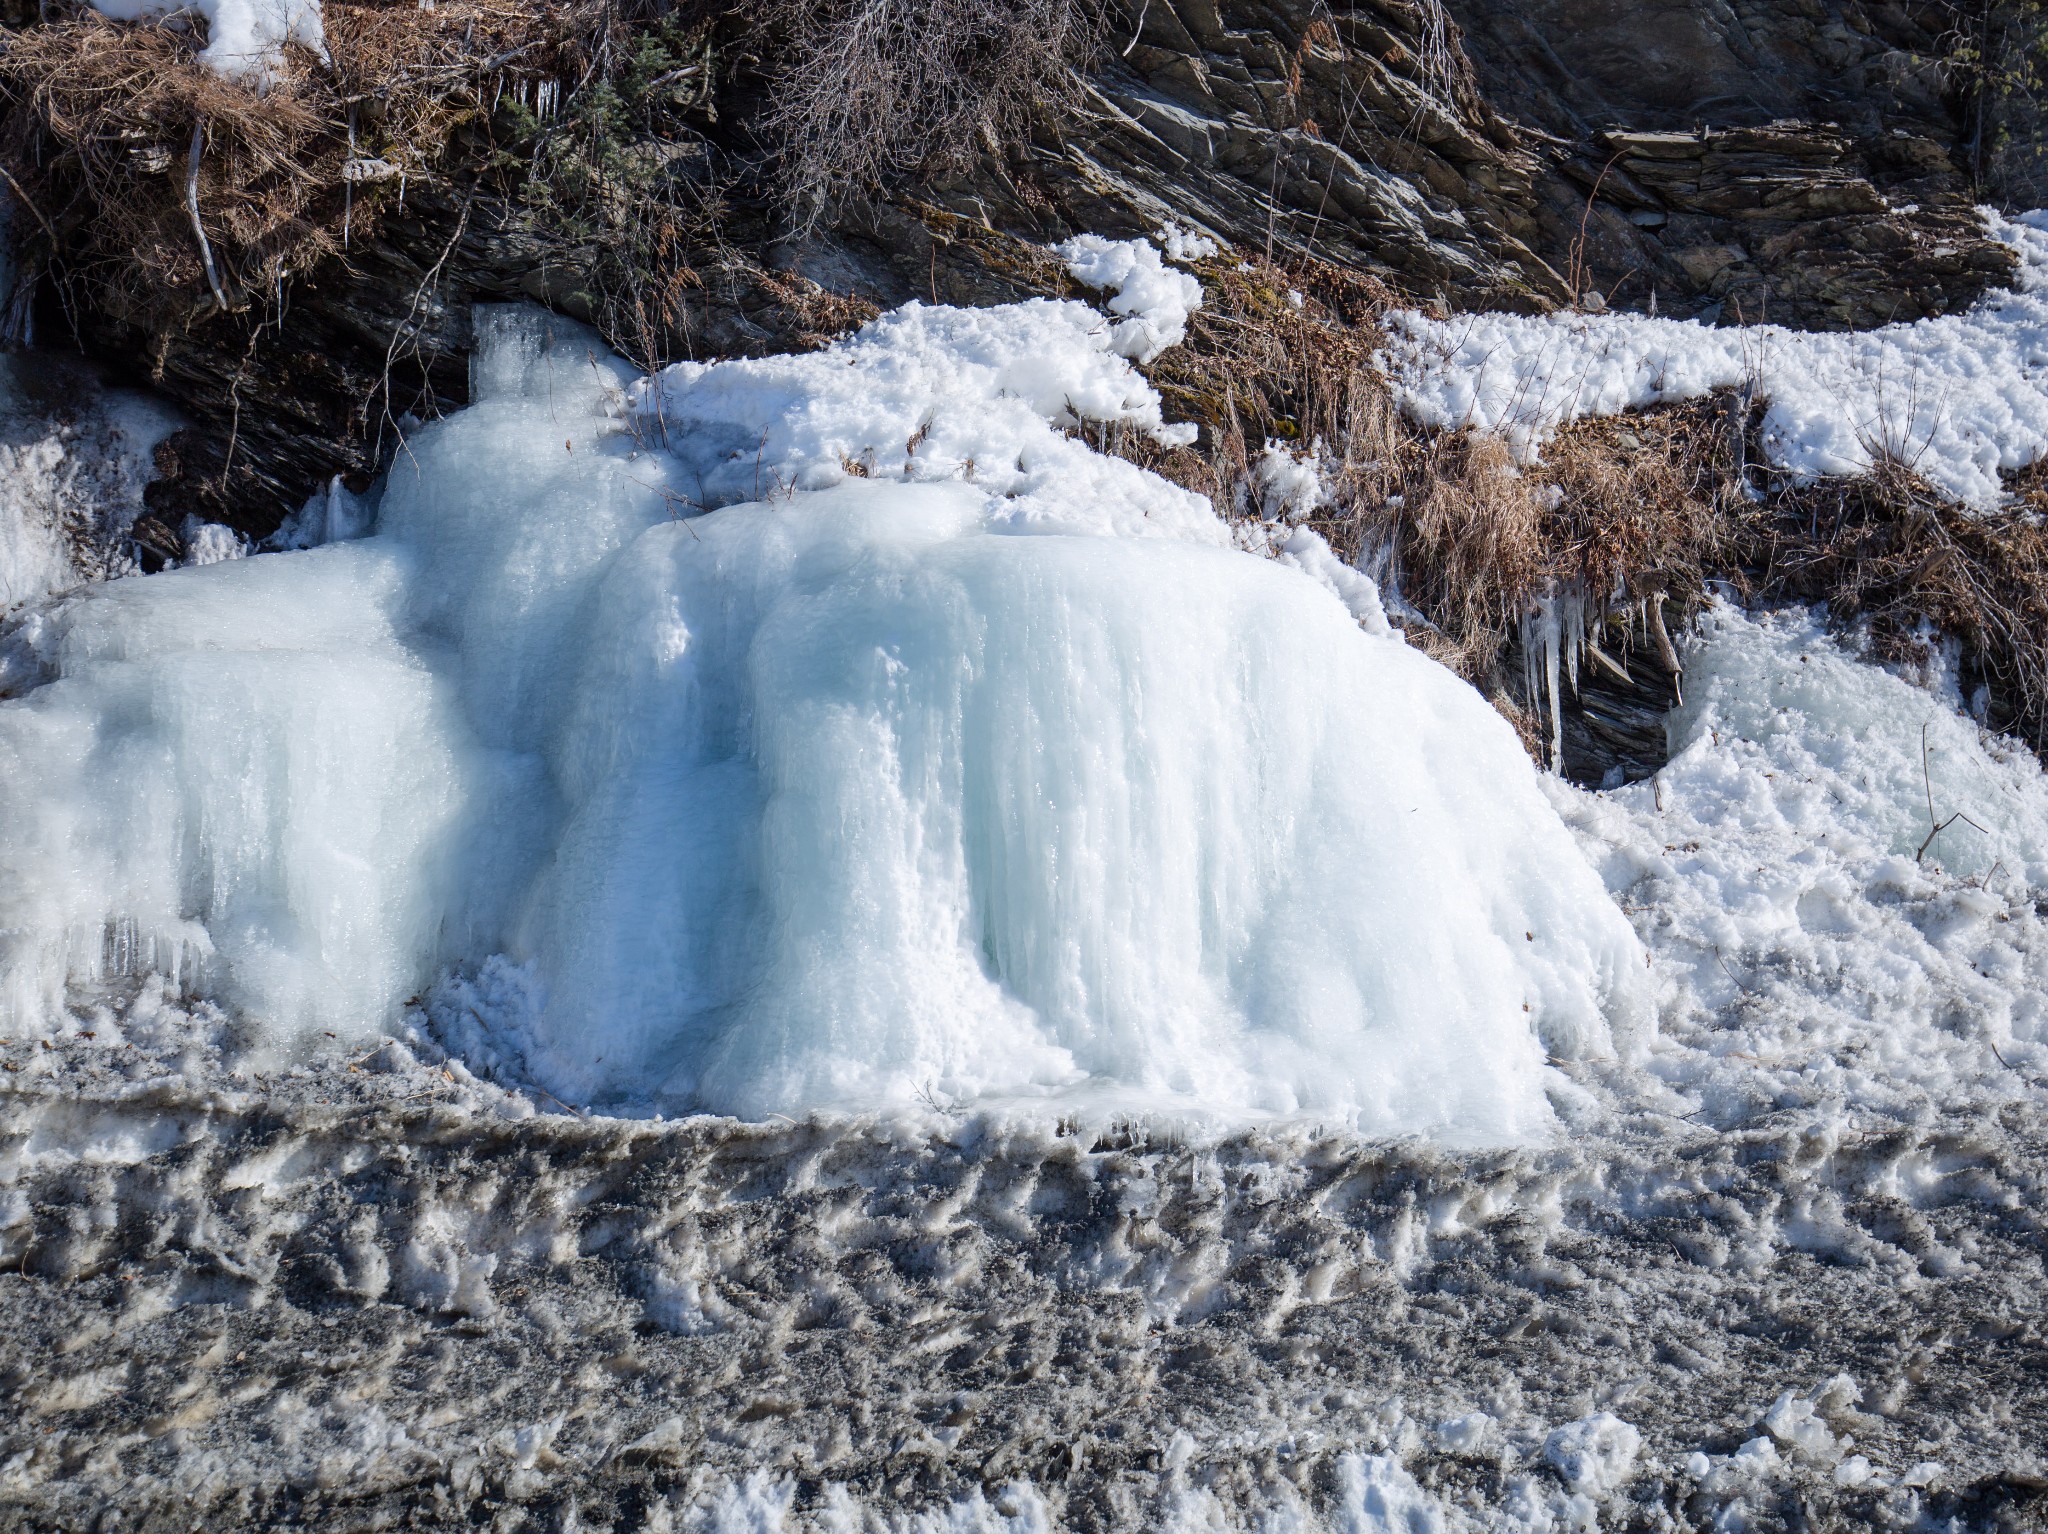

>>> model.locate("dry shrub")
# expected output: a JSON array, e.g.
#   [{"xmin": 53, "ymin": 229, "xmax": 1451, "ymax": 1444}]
[
  {"xmin": 0, "ymin": 10, "xmax": 342, "ymax": 325},
  {"xmin": 1131, "ymin": 253, "xmax": 1394, "ymax": 509},
  {"xmin": 1116, "ymin": 258, "xmax": 2048, "ymax": 767},
  {"xmin": 1757, "ymin": 458, "xmax": 2048, "ymax": 743},
  {"xmin": 760, "ymin": 0, "xmax": 1107, "ymax": 224},
  {"xmin": 1123, "ymin": 258, "xmax": 1725, "ymax": 698},
  {"xmin": 1380, "ymin": 429, "xmax": 1545, "ymax": 675},
  {"xmin": 0, "ymin": 0, "xmax": 610, "ymax": 330}
]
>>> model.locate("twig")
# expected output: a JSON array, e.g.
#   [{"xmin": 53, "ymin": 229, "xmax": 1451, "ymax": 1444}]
[
  {"xmin": 1566, "ymin": 150, "xmax": 1624, "ymax": 304},
  {"xmin": 1714, "ymin": 946, "xmax": 1752, "ymax": 995},
  {"xmin": 186, "ymin": 119, "xmax": 228, "ymax": 310},
  {"xmin": 373, "ymin": 179, "xmax": 478, "ymax": 466},
  {"xmin": 1121, "ymin": 0, "xmax": 1150, "ymax": 54},
  {"xmin": 0, "ymin": 166, "xmax": 58, "ymax": 247},
  {"xmin": 1914, "ymin": 722, "xmax": 1989, "ymax": 862},
  {"xmin": 530, "ymin": 1083, "xmax": 587, "ymax": 1119}
]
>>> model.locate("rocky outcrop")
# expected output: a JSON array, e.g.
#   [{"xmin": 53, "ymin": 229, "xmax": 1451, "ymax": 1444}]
[
  {"xmin": 1577, "ymin": 122, "xmax": 2012, "ymax": 327},
  {"xmin": 1448, "ymin": 0, "xmax": 2018, "ymax": 327},
  {"xmin": 8, "ymin": 0, "xmax": 2035, "ymax": 538}
]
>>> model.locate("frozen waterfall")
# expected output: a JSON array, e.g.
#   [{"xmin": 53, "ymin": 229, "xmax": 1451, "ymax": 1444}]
[{"xmin": 0, "ymin": 268, "xmax": 1648, "ymax": 1139}]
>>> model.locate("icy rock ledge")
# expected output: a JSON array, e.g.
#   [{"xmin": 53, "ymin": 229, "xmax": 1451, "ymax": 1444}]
[{"xmin": 0, "ymin": 251, "xmax": 1648, "ymax": 1137}]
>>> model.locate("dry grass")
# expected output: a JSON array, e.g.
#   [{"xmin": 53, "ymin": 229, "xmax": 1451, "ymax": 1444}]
[
  {"xmin": 1124, "ymin": 258, "xmax": 1719, "ymax": 689},
  {"xmin": 1115, "ymin": 252, "xmax": 2048, "ymax": 755},
  {"xmin": 0, "ymin": 0, "xmax": 610, "ymax": 330},
  {"xmin": 1753, "ymin": 458, "xmax": 2048, "ymax": 741},
  {"xmin": 0, "ymin": 11, "xmax": 341, "ymax": 325}
]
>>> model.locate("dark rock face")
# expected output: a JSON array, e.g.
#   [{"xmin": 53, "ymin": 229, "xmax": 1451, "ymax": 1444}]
[
  {"xmin": 1037, "ymin": 0, "xmax": 1572, "ymax": 306},
  {"xmin": 21, "ymin": 0, "xmax": 2035, "ymax": 537},
  {"xmin": 1450, "ymin": 0, "xmax": 2017, "ymax": 327}
]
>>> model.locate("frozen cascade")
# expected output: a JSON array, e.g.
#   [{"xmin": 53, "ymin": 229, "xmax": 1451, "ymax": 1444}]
[
  {"xmin": 0, "ymin": 272, "xmax": 1649, "ymax": 1139},
  {"xmin": 0, "ymin": 353, "xmax": 182, "ymax": 610}
]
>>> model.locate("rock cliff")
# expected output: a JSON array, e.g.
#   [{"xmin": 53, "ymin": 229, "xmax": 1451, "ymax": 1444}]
[{"xmin": 1, "ymin": 0, "xmax": 2031, "ymax": 543}]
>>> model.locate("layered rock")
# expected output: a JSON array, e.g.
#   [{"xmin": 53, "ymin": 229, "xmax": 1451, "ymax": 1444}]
[
  {"xmin": 7, "ymin": 0, "xmax": 2033, "ymax": 536},
  {"xmin": 1451, "ymin": 0, "xmax": 2018, "ymax": 327}
]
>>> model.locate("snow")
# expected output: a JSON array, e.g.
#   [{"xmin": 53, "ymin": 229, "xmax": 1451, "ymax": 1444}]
[
  {"xmin": 1542, "ymin": 1414, "xmax": 1642, "ymax": 1497},
  {"xmin": 1252, "ymin": 439, "xmax": 1329, "ymax": 522},
  {"xmin": 627, "ymin": 286, "xmax": 1206, "ymax": 538},
  {"xmin": 1157, "ymin": 224, "xmax": 1222, "ymax": 263},
  {"xmin": 88, "ymin": 0, "xmax": 324, "ymax": 84},
  {"xmin": 0, "ymin": 255, "xmax": 1648, "ymax": 1139},
  {"xmin": 1058, "ymin": 233, "xmax": 1205, "ymax": 363},
  {"xmin": 178, "ymin": 517, "xmax": 247, "ymax": 566},
  {"xmin": 0, "ymin": 356, "xmax": 181, "ymax": 609},
  {"xmin": 1382, "ymin": 208, "xmax": 2048, "ymax": 507},
  {"xmin": 1553, "ymin": 602, "xmax": 2048, "ymax": 1127}
]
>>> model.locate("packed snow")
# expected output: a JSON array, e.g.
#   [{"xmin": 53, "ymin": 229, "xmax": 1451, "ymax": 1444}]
[
  {"xmin": 89, "ymin": 0, "xmax": 324, "ymax": 83},
  {"xmin": 1559, "ymin": 603, "xmax": 2048, "ymax": 1129},
  {"xmin": 1057, "ymin": 233, "xmax": 1205, "ymax": 363},
  {"xmin": 1383, "ymin": 207, "xmax": 2048, "ymax": 507},
  {"xmin": 0, "ymin": 242, "xmax": 1649, "ymax": 1138}
]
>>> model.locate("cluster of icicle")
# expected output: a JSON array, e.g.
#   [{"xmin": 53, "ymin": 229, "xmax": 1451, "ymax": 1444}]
[{"xmin": 1519, "ymin": 585, "xmax": 1685, "ymax": 774}]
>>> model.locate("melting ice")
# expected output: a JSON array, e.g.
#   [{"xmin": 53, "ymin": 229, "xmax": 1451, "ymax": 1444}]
[{"xmin": 0, "ymin": 252, "xmax": 1648, "ymax": 1138}]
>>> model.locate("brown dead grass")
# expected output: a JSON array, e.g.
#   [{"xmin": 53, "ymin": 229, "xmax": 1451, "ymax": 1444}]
[
  {"xmin": 1122, "ymin": 252, "xmax": 2048, "ymax": 752},
  {"xmin": 0, "ymin": 0, "xmax": 604, "ymax": 329},
  {"xmin": 1127, "ymin": 258, "xmax": 1724, "ymax": 686}
]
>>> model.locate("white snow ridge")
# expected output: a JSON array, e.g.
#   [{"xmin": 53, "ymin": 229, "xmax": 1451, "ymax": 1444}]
[
  {"xmin": 0, "ymin": 246, "xmax": 1648, "ymax": 1138},
  {"xmin": 1383, "ymin": 207, "xmax": 2048, "ymax": 508}
]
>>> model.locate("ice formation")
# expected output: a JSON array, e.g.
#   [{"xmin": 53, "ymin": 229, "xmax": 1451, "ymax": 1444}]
[
  {"xmin": 1383, "ymin": 208, "xmax": 2048, "ymax": 507},
  {"xmin": 89, "ymin": 0, "xmax": 324, "ymax": 83},
  {"xmin": 0, "ymin": 247, "xmax": 1649, "ymax": 1136},
  {"xmin": 0, "ymin": 355, "xmax": 181, "ymax": 610}
]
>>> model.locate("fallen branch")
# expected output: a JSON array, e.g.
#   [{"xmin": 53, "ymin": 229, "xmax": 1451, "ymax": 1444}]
[{"xmin": 185, "ymin": 118, "xmax": 228, "ymax": 310}]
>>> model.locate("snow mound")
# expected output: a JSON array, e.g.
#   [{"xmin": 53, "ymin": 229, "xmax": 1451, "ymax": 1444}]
[
  {"xmin": 90, "ymin": 0, "xmax": 324, "ymax": 84},
  {"xmin": 628, "ymin": 285, "xmax": 1206, "ymax": 539},
  {"xmin": 1058, "ymin": 232, "xmax": 1204, "ymax": 363},
  {"xmin": 0, "ymin": 262, "xmax": 1648, "ymax": 1137},
  {"xmin": 1555, "ymin": 603, "xmax": 2048, "ymax": 1126},
  {"xmin": 1383, "ymin": 208, "xmax": 2048, "ymax": 508}
]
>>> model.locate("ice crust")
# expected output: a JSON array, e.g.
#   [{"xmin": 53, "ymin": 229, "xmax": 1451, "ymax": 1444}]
[
  {"xmin": 1382, "ymin": 208, "xmax": 2048, "ymax": 507},
  {"xmin": 0, "ymin": 260, "xmax": 1648, "ymax": 1136},
  {"xmin": 89, "ymin": 0, "xmax": 324, "ymax": 83},
  {"xmin": 1557, "ymin": 603, "xmax": 2048, "ymax": 1125}
]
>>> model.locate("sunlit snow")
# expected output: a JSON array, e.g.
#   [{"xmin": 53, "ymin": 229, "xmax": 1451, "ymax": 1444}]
[
  {"xmin": 89, "ymin": 0, "xmax": 324, "ymax": 83},
  {"xmin": 1383, "ymin": 208, "xmax": 2048, "ymax": 507}
]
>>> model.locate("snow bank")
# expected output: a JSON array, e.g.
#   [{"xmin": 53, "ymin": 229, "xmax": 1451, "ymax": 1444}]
[
  {"xmin": 628, "ymin": 286, "xmax": 1207, "ymax": 539},
  {"xmin": 90, "ymin": 0, "xmax": 324, "ymax": 84},
  {"xmin": 1383, "ymin": 209, "xmax": 2048, "ymax": 507},
  {"xmin": 0, "ymin": 253, "xmax": 1648, "ymax": 1138},
  {"xmin": 1556, "ymin": 603, "xmax": 2048, "ymax": 1124}
]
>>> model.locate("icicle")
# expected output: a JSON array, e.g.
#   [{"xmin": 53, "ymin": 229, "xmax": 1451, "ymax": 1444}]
[{"xmin": 1521, "ymin": 580, "xmax": 1596, "ymax": 774}]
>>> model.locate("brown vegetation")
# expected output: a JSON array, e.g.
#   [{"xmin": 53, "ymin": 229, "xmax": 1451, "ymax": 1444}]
[
  {"xmin": 1113, "ymin": 245, "xmax": 2048, "ymax": 759},
  {"xmin": 759, "ymin": 0, "xmax": 1106, "ymax": 226},
  {"xmin": 0, "ymin": 0, "xmax": 615, "ymax": 334}
]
